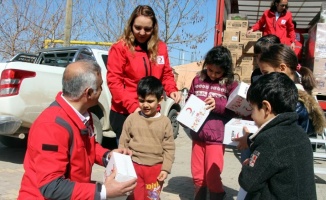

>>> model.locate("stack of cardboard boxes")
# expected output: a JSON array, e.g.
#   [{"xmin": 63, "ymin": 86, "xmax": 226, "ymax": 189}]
[
  {"xmin": 306, "ymin": 3, "xmax": 326, "ymax": 95},
  {"xmin": 307, "ymin": 23, "xmax": 326, "ymax": 95},
  {"xmin": 222, "ymin": 17, "xmax": 262, "ymax": 83}
]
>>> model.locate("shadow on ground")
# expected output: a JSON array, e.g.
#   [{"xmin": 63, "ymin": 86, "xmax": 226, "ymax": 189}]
[
  {"xmin": 0, "ymin": 146, "xmax": 25, "ymax": 164},
  {"xmin": 163, "ymin": 176, "xmax": 238, "ymax": 200},
  {"xmin": 315, "ymin": 175, "xmax": 326, "ymax": 184}
]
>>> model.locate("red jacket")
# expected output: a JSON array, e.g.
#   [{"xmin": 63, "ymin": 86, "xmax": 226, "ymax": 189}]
[
  {"xmin": 252, "ymin": 9, "xmax": 295, "ymax": 45},
  {"xmin": 107, "ymin": 40, "xmax": 178, "ymax": 115},
  {"xmin": 18, "ymin": 92, "xmax": 109, "ymax": 200}
]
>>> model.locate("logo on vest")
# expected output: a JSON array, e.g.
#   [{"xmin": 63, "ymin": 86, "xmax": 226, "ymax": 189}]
[{"xmin": 157, "ymin": 56, "xmax": 164, "ymax": 64}]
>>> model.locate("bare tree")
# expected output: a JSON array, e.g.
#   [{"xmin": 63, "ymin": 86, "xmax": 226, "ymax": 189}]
[
  {"xmin": 0, "ymin": 0, "xmax": 210, "ymax": 62},
  {"xmin": 0, "ymin": 0, "xmax": 63, "ymax": 59},
  {"xmin": 0, "ymin": 0, "xmax": 88, "ymax": 60},
  {"xmin": 151, "ymin": 0, "xmax": 210, "ymax": 49},
  {"xmin": 84, "ymin": 0, "xmax": 141, "ymax": 43},
  {"xmin": 84, "ymin": 0, "xmax": 210, "ymax": 53}
]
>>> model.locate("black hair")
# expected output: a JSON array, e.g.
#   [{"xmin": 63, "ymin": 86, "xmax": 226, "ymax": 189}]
[
  {"xmin": 270, "ymin": 0, "xmax": 288, "ymax": 13},
  {"xmin": 293, "ymin": 20, "xmax": 297, "ymax": 29},
  {"xmin": 200, "ymin": 45, "xmax": 235, "ymax": 84},
  {"xmin": 247, "ymin": 72, "xmax": 298, "ymax": 114},
  {"xmin": 254, "ymin": 34, "xmax": 281, "ymax": 55},
  {"xmin": 137, "ymin": 76, "xmax": 163, "ymax": 100}
]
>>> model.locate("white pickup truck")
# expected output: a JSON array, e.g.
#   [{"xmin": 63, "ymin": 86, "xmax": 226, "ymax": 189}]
[{"xmin": 0, "ymin": 46, "xmax": 181, "ymax": 147}]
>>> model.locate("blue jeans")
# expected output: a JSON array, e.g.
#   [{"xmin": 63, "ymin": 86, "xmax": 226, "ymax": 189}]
[{"xmin": 240, "ymin": 148, "xmax": 251, "ymax": 163}]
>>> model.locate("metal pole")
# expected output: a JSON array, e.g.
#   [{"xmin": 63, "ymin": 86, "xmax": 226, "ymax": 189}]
[{"xmin": 63, "ymin": 0, "xmax": 73, "ymax": 47}]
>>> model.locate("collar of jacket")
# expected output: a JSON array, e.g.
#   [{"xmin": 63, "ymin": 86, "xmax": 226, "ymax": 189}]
[
  {"xmin": 269, "ymin": 9, "xmax": 287, "ymax": 16},
  {"xmin": 134, "ymin": 42, "xmax": 148, "ymax": 52},
  {"xmin": 55, "ymin": 92, "xmax": 90, "ymax": 135}
]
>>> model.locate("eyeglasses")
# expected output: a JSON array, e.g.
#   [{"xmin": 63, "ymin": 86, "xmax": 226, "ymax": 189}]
[{"xmin": 279, "ymin": 4, "xmax": 288, "ymax": 7}]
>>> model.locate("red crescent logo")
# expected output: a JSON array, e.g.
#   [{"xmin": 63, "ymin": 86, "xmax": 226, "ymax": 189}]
[{"xmin": 186, "ymin": 107, "xmax": 192, "ymax": 113}]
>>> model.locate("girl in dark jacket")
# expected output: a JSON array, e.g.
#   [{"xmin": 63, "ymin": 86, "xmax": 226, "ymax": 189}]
[
  {"xmin": 187, "ymin": 46, "xmax": 238, "ymax": 199},
  {"xmin": 258, "ymin": 44, "xmax": 326, "ymax": 136}
]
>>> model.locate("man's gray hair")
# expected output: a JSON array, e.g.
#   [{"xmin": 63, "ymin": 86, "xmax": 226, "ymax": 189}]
[{"xmin": 62, "ymin": 59, "xmax": 101, "ymax": 99}]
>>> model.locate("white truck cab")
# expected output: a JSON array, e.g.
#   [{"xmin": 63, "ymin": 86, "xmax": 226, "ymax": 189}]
[{"xmin": 0, "ymin": 46, "xmax": 181, "ymax": 147}]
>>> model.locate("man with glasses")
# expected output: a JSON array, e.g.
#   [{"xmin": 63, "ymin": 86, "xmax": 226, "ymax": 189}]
[{"xmin": 247, "ymin": 0, "xmax": 296, "ymax": 51}]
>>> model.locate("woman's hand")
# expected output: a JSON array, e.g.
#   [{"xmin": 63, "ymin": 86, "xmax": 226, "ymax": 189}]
[
  {"xmin": 246, "ymin": 29, "xmax": 253, "ymax": 36},
  {"xmin": 170, "ymin": 91, "xmax": 181, "ymax": 103}
]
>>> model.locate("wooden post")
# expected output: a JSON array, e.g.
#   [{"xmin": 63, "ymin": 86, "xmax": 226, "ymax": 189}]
[{"xmin": 63, "ymin": 0, "xmax": 73, "ymax": 47}]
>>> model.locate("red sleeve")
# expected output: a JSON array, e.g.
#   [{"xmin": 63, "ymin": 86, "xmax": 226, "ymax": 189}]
[
  {"xmin": 30, "ymin": 123, "xmax": 99, "ymax": 199},
  {"xmin": 252, "ymin": 10, "xmax": 267, "ymax": 31},
  {"xmin": 159, "ymin": 42, "xmax": 178, "ymax": 96},
  {"xmin": 286, "ymin": 12, "xmax": 296, "ymax": 43},
  {"xmin": 107, "ymin": 42, "xmax": 138, "ymax": 113}
]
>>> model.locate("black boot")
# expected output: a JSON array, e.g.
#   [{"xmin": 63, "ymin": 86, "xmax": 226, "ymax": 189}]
[
  {"xmin": 194, "ymin": 185, "xmax": 207, "ymax": 200},
  {"xmin": 209, "ymin": 191, "xmax": 226, "ymax": 200}
]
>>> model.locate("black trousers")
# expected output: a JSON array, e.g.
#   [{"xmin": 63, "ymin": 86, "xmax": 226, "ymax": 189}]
[{"xmin": 109, "ymin": 110, "xmax": 129, "ymax": 144}]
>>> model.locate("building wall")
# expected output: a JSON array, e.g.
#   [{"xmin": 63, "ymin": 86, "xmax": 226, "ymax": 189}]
[{"xmin": 173, "ymin": 61, "xmax": 203, "ymax": 90}]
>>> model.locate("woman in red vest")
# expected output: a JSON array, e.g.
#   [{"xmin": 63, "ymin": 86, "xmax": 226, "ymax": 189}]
[{"xmin": 247, "ymin": 0, "xmax": 296, "ymax": 51}]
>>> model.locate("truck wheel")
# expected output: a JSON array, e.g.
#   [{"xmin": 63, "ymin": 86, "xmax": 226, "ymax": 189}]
[
  {"xmin": 91, "ymin": 113, "xmax": 103, "ymax": 145},
  {"xmin": 168, "ymin": 109, "xmax": 179, "ymax": 139},
  {"xmin": 0, "ymin": 135, "xmax": 27, "ymax": 148}
]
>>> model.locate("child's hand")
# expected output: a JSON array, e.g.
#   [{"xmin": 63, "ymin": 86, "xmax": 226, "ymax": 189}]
[
  {"xmin": 157, "ymin": 171, "xmax": 168, "ymax": 182},
  {"xmin": 232, "ymin": 126, "xmax": 250, "ymax": 150},
  {"xmin": 204, "ymin": 97, "xmax": 215, "ymax": 110},
  {"xmin": 243, "ymin": 158, "xmax": 250, "ymax": 166}
]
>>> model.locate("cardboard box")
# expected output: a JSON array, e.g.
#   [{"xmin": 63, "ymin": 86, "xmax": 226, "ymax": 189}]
[
  {"xmin": 240, "ymin": 76, "xmax": 251, "ymax": 84},
  {"xmin": 226, "ymin": 82, "xmax": 252, "ymax": 116},
  {"xmin": 312, "ymin": 57, "xmax": 326, "ymax": 76},
  {"xmin": 224, "ymin": 119, "xmax": 258, "ymax": 146},
  {"xmin": 314, "ymin": 74, "xmax": 326, "ymax": 94},
  {"xmin": 241, "ymin": 65, "xmax": 254, "ymax": 77},
  {"xmin": 240, "ymin": 32, "xmax": 262, "ymax": 42},
  {"xmin": 242, "ymin": 41, "xmax": 256, "ymax": 54},
  {"xmin": 177, "ymin": 94, "xmax": 210, "ymax": 132},
  {"xmin": 306, "ymin": 23, "xmax": 326, "ymax": 59},
  {"xmin": 233, "ymin": 65, "xmax": 242, "ymax": 75},
  {"xmin": 105, "ymin": 152, "xmax": 137, "ymax": 182},
  {"xmin": 228, "ymin": 13, "xmax": 247, "ymax": 20},
  {"xmin": 222, "ymin": 42, "xmax": 243, "ymax": 55},
  {"xmin": 231, "ymin": 53, "xmax": 238, "ymax": 69},
  {"xmin": 237, "ymin": 55, "xmax": 255, "ymax": 66},
  {"xmin": 223, "ymin": 30, "xmax": 240, "ymax": 42},
  {"xmin": 315, "ymin": 42, "xmax": 326, "ymax": 58},
  {"xmin": 225, "ymin": 20, "xmax": 248, "ymax": 31}
]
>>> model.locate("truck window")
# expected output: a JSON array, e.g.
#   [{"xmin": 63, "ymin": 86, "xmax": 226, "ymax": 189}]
[
  {"xmin": 102, "ymin": 55, "xmax": 108, "ymax": 67},
  {"xmin": 39, "ymin": 51, "xmax": 76, "ymax": 67}
]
